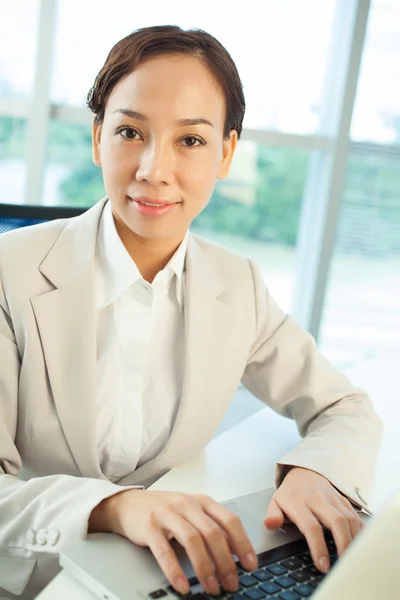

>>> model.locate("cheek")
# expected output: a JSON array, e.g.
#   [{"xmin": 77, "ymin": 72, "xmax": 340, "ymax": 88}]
[
  {"xmin": 101, "ymin": 142, "xmax": 135, "ymax": 182},
  {"xmin": 180, "ymin": 153, "xmax": 220, "ymax": 192},
  {"xmin": 180, "ymin": 167, "xmax": 217, "ymax": 218}
]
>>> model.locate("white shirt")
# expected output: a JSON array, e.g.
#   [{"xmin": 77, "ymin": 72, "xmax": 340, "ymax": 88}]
[{"xmin": 94, "ymin": 201, "xmax": 188, "ymax": 482}]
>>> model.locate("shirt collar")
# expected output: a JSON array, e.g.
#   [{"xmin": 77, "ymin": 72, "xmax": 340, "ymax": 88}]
[
  {"xmin": 95, "ymin": 200, "xmax": 188, "ymax": 310},
  {"xmin": 154, "ymin": 227, "xmax": 188, "ymax": 312}
]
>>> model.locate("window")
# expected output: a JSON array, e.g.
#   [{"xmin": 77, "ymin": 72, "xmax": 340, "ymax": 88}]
[
  {"xmin": 45, "ymin": 120, "xmax": 103, "ymax": 207},
  {"xmin": 320, "ymin": 0, "xmax": 400, "ymax": 369},
  {"xmin": 51, "ymin": 0, "xmax": 336, "ymax": 134},
  {"xmin": 0, "ymin": 1, "xmax": 40, "ymax": 99},
  {"xmin": 351, "ymin": 0, "xmax": 400, "ymax": 144},
  {"xmin": 0, "ymin": 117, "xmax": 28, "ymax": 205}
]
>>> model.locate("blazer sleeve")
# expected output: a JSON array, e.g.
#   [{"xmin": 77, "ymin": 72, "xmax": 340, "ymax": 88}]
[
  {"xmin": 241, "ymin": 259, "xmax": 383, "ymax": 513},
  {"xmin": 0, "ymin": 280, "xmax": 142, "ymax": 595}
]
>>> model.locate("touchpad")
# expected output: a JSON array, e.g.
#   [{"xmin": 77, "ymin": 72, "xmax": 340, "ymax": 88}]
[
  {"xmin": 223, "ymin": 502, "xmax": 265, "ymax": 545},
  {"xmin": 222, "ymin": 502, "xmax": 295, "ymax": 554}
]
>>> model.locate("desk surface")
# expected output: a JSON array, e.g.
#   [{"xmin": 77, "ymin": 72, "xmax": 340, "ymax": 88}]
[{"xmin": 35, "ymin": 354, "xmax": 399, "ymax": 599}]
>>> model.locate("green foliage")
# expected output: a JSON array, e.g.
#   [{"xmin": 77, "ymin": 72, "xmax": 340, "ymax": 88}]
[
  {"xmin": 192, "ymin": 147, "xmax": 307, "ymax": 246},
  {"xmin": 0, "ymin": 116, "xmax": 26, "ymax": 158},
  {"xmin": 59, "ymin": 160, "xmax": 105, "ymax": 207},
  {"xmin": 48, "ymin": 121, "xmax": 105, "ymax": 207}
]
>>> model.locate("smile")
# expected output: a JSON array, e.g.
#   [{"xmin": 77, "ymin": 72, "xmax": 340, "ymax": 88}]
[
  {"xmin": 138, "ymin": 200, "xmax": 168, "ymax": 207},
  {"xmin": 128, "ymin": 196, "xmax": 180, "ymax": 218}
]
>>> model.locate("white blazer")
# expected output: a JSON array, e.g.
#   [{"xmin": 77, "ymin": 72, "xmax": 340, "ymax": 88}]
[{"xmin": 0, "ymin": 198, "xmax": 382, "ymax": 598}]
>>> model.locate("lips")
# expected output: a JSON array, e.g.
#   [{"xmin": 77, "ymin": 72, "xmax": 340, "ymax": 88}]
[
  {"xmin": 131, "ymin": 196, "xmax": 178, "ymax": 206},
  {"xmin": 128, "ymin": 196, "xmax": 180, "ymax": 218}
]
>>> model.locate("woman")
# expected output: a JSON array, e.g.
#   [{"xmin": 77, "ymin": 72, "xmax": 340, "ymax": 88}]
[{"xmin": 0, "ymin": 25, "xmax": 382, "ymax": 599}]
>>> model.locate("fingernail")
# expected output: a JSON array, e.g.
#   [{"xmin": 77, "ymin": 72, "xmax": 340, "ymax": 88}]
[
  {"xmin": 246, "ymin": 552, "xmax": 257, "ymax": 570},
  {"xmin": 319, "ymin": 556, "xmax": 330, "ymax": 573},
  {"xmin": 206, "ymin": 575, "xmax": 220, "ymax": 595},
  {"xmin": 225, "ymin": 573, "xmax": 238, "ymax": 592},
  {"xmin": 176, "ymin": 577, "xmax": 189, "ymax": 595}
]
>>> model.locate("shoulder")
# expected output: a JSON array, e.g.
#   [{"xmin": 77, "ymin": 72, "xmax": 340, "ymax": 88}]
[
  {"xmin": 191, "ymin": 232, "xmax": 250, "ymax": 268},
  {"xmin": 0, "ymin": 218, "xmax": 70, "ymax": 272},
  {"xmin": 190, "ymin": 232, "xmax": 261, "ymax": 287}
]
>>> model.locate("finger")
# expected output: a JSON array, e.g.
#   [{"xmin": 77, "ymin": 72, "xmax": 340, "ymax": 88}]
[
  {"xmin": 331, "ymin": 496, "xmax": 365, "ymax": 540},
  {"xmin": 146, "ymin": 527, "xmax": 190, "ymax": 596},
  {"xmin": 310, "ymin": 500, "xmax": 352, "ymax": 558},
  {"xmin": 264, "ymin": 498, "xmax": 285, "ymax": 530},
  {"xmin": 268, "ymin": 498, "xmax": 331, "ymax": 574},
  {"xmin": 157, "ymin": 509, "xmax": 220, "ymax": 596},
  {"xmin": 291, "ymin": 509, "xmax": 331, "ymax": 574},
  {"xmin": 182, "ymin": 502, "xmax": 239, "ymax": 592},
  {"xmin": 198, "ymin": 495, "xmax": 258, "ymax": 573}
]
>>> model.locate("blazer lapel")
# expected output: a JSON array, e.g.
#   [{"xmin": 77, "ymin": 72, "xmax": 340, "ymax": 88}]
[
  {"xmin": 30, "ymin": 199, "xmax": 108, "ymax": 478},
  {"xmin": 118, "ymin": 235, "xmax": 236, "ymax": 486}
]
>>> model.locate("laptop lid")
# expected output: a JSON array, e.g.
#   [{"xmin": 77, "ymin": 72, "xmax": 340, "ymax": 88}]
[{"xmin": 313, "ymin": 491, "xmax": 400, "ymax": 600}]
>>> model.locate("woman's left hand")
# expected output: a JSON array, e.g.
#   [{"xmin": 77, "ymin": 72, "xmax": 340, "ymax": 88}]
[{"xmin": 264, "ymin": 466, "xmax": 364, "ymax": 574}]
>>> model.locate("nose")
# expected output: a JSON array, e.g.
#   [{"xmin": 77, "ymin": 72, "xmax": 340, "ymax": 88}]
[{"xmin": 135, "ymin": 139, "xmax": 175, "ymax": 186}]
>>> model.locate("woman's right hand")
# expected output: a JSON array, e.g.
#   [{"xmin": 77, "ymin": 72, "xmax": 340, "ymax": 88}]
[{"xmin": 89, "ymin": 489, "xmax": 258, "ymax": 596}]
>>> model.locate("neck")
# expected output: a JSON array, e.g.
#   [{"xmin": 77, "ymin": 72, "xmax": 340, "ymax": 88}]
[{"xmin": 113, "ymin": 218, "xmax": 186, "ymax": 284}]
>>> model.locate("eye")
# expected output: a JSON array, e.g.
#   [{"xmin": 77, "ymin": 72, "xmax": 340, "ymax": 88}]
[
  {"xmin": 181, "ymin": 135, "xmax": 205, "ymax": 148},
  {"xmin": 116, "ymin": 126, "xmax": 141, "ymax": 140}
]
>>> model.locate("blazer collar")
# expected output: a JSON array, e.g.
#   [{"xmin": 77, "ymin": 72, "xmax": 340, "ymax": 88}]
[{"xmin": 38, "ymin": 197, "xmax": 108, "ymax": 288}]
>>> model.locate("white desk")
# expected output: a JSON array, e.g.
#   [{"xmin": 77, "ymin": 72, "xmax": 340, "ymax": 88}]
[{"xmin": 35, "ymin": 354, "xmax": 400, "ymax": 599}]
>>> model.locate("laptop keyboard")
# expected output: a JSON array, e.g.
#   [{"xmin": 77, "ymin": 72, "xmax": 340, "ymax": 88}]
[{"xmin": 148, "ymin": 530, "xmax": 337, "ymax": 600}]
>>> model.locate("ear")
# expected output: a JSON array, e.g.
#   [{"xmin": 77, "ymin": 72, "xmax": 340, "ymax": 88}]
[
  {"xmin": 92, "ymin": 121, "xmax": 103, "ymax": 167},
  {"xmin": 217, "ymin": 130, "xmax": 238, "ymax": 180}
]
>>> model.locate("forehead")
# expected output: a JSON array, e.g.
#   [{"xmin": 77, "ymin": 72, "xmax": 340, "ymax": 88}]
[{"xmin": 105, "ymin": 54, "xmax": 225, "ymax": 125}]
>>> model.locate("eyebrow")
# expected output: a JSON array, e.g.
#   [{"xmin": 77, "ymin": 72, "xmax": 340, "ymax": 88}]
[{"xmin": 112, "ymin": 108, "xmax": 214, "ymax": 128}]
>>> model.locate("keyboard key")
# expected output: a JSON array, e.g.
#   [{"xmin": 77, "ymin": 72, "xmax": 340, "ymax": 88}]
[
  {"xmin": 324, "ymin": 530, "xmax": 334, "ymax": 542},
  {"xmin": 188, "ymin": 577, "xmax": 199, "ymax": 586},
  {"xmin": 149, "ymin": 590, "xmax": 168, "ymax": 598},
  {"xmin": 276, "ymin": 576, "xmax": 296, "ymax": 589},
  {"xmin": 266, "ymin": 564, "xmax": 288, "ymax": 576},
  {"xmin": 239, "ymin": 575, "xmax": 259, "ymax": 588},
  {"xmin": 232, "ymin": 595, "xmax": 247, "ymax": 600},
  {"xmin": 279, "ymin": 592, "xmax": 301, "ymax": 600},
  {"xmin": 297, "ymin": 553, "xmax": 312, "ymax": 566},
  {"xmin": 302, "ymin": 565, "xmax": 320, "ymax": 577},
  {"xmin": 166, "ymin": 585, "xmax": 187, "ymax": 597},
  {"xmin": 281, "ymin": 557, "xmax": 303, "ymax": 571},
  {"xmin": 260, "ymin": 581, "xmax": 281, "ymax": 595},
  {"xmin": 296, "ymin": 584, "xmax": 314, "ymax": 597},
  {"xmin": 291, "ymin": 570, "xmax": 310, "ymax": 583},
  {"xmin": 308, "ymin": 580, "xmax": 321, "ymax": 590},
  {"xmin": 252, "ymin": 569, "xmax": 273, "ymax": 582},
  {"xmin": 244, "ymin": 588, "xmax": 266, "ymax": 600}
]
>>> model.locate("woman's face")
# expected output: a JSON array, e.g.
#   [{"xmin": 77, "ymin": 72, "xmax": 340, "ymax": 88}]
[{"xmin": 92, "ymin": 53, "xmax": 237, "ymax": 243}]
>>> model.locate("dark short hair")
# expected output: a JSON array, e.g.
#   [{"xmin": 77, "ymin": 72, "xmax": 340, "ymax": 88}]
[{"xmin": 86, "ymin": 25, "xmax": 245, "ymax": 140}]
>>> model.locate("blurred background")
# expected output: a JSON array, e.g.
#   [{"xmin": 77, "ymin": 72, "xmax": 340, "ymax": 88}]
[{"xmin": 0, "ymin": 0, "xmax": 399, "ymax": 406}]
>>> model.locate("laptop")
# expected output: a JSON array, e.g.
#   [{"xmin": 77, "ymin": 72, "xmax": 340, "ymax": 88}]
[{"xmin": 60, "ymin": 487, "xmax": 400, "ymax": 600}]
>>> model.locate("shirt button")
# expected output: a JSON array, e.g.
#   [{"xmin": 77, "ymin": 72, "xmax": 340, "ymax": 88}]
[
  {"xmin": 26, "ymin": 528, "xmax": 36, "ymax": 545},
  {"xmin": 47, "ymin": 529, "xmax": 60, "ymax": 546},
  {"xmin": 36, "ymin": 529, "xmax": 48, "ymax": 546}
]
